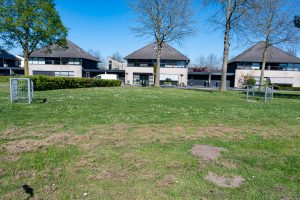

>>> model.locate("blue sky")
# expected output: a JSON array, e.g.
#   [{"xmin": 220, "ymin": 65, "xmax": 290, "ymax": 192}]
[
  {"xmin": 52, "ymin": 0, "xmax": 232, "ymax": 64},
  {"xmin": 9, "ymin": 0, "xmax": 299, "ymax": 64}
]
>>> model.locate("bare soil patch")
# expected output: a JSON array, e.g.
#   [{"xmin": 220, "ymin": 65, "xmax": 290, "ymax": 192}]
[
  {"xmin": 2, "ymin": 132, "xmax": 91, "ymax": 154},
  {"xmin": 205, "ymin": 172, "xmax": 245, "ymax": 188},
  {"xmin": 0, "ymin": 155, "xmax": 20, "ymax": 162},
  {"xmin": 14, "ymin": 170, "xmax": 36, "ymax": 181},
  {"xmin": 191, "ymin": 145, "xmax": 226, "ymax": 161},
  {"xmin": 220, "ymin": 160, "xmax": 237, "ymax": 169},
  {"xmin": 88, "ymin": 169, "xmax": 129, "ymax": 181},
  {"xmin": 156, "ymin": 175, "xmax": 177, "ymax": 188},
  {"xmin": 0, "ymin": 168, "xmax": 5, "ymax": 176},
  {"xmin": 191, "ymin": 144, "xmax": 244, "ymax": 188}
]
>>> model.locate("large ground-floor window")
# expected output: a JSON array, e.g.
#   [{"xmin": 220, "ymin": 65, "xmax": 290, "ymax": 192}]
[
  {"xmin": 33, "ymin": 71, "xmax": 74, "ymax": 77},
  {"xmin": 133, "ymin": 73, "xmax": 154, "ymax": 85}
]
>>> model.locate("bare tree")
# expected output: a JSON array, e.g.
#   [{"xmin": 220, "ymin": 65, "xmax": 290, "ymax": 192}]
[
  {"xmin": 195, "ymin": 55, "xmax": 207, "ymax": 67},
  {"xmin": 207, "ymin": 53, "xmax": 222, "ymax": 69},
  {"xmin": 111, "ymin": 52, "xmax": 123, "ymax": 62},
  {"xmin": 130, "ymin": 0, "xmax": 194, "ymax": 87},
  {"xmin": 88, "ymin": 49, "xmax": 105, "ymax": 62},
  {"xmin": 88, "ymin": 49, "xmax": 106, "ymax": 69},
  {"xmin": 287, "ymin": 47, "xmax": 297, "ymax": 57},
  {"xmin": 194, "ymin": 53, "xmax": 222, "ymax": 69},
  {"xmin": 243, "ymin": 0, "xmax": 299, "ymax": 91},
  {"xmin": 202, "ymin": 0, "xmax": 250, "ymax": 92}
]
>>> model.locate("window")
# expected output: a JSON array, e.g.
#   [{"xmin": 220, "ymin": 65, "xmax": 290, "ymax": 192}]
[
  {"xmin": 251, "ymin": 63, "xmax": 260, "ymax": 70},
  {"xmin": 178, "ymin": 61, "xmax": 186, "ymax": 68},
  {"xmin": 45, "ymin": 59, "xmax": 53, "ymax": 65},
  {"xmin": 54, "ymin": 59, "xmax": 60, "ymax": 65},
  {"xmin": 29, "ymin": 57, "xmax": 45, "ymax": 64},
  {"xmin": 295, "ymin": 64, "xmax": 300, "ymax": 71},
  {"xmin": 54, "ymin": 71, "xmax": 75, "ymax": 77},
  {"xmin": 68, "ymin": 58, "xmax": 80, "ymax": 65},
  {"xmin": 279, "ymin": 63, "xmax": 293, "ymax": 71},
  {"xmin": 287, "ymin": 64, "xmax": 295, "ymax": 71},
  {"xmin": 61, "ymin": 58, "xmax": 68, "ymax": 65}
]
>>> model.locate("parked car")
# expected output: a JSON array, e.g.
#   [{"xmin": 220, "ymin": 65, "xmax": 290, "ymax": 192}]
[{"xmin": 94, "ymin": 73, "xmax": 119, "ymax": 80}]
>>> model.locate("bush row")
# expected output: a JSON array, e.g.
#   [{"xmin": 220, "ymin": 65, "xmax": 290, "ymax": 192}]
[
  {"xmin": 274, "ymin": 85, "xmax": 300, "ymax": 91},
  {"xmin": 0, "ymin": 75, "xmax": 122, "ymax": 91},
  {"xmin": 0, "ymin": 76, "xmax": 18, "ymax": 82}
]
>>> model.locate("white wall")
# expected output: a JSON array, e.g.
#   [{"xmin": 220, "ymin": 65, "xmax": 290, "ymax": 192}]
[
  {"xmin": 125, "ymin": 67, "xmax": 188, "ymax": 85},
  {"xmin": 15, "ymin": 55, "xmax": 24, "ymax": 68},
  {"xmin": 106, "ymin": 58, "xmax": 126, "ymax": 70},
  {"xmin": 28, "ymin": 64, "xmax": 83, "ymax": 77},
  {"xmin": 235, "ymin": 69, "xmax": 300, "ymax": 88}
]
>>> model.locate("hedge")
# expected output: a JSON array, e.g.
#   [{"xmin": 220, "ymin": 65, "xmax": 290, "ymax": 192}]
[
  {"xmin": 0, "ymin": 76, "xmax": 19, "ymax": 83},
  {"xmin": 274, "ymin": 85, "xmax": 300, "ymax": 91},
  {"xmin": 0, "ymin": 75, "xmax": 122, "ymax": 91}
]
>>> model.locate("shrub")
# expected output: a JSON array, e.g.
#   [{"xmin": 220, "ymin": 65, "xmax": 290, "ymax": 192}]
[
  {"xmin": 0, "ymin": 75, "xmax": 122, "ymax": 91},
  {"xmin": 245, "ymin": 77, "xmax": 256, "ymax": 86},
  {"xmin": 165, "ymin": 78, "xmax": 172, "ymax": 82},
  {"xmin": 0, "ymin": 76, "xmax": 24, "ymax": 82},
  {"xmin": 274, "ymin": 85, "xmax": 300, "ymax": 91}
]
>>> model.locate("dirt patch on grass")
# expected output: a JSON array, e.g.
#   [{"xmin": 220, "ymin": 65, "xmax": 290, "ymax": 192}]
[
  {"xmin": 1, "ymin": 124, "xmax": 248, "ymax": 155},
  {"xmin": 156, "ymin": 175, "xmax": 177, "ymax": 188},
  {"xmin": 88, "ymin": 169, "xmax": 129, "ymax": 181},
  {"xmin": 2, "ymin": 132, "xmax": 90, "ymax": 154},
  {"xmin": 0, "ymin": 168, "xmax": 5, "ymax": 176},
  {"xmin": 0, "ymin": 155, "xmax": 20, "ymax": 162},
  {"xmin": 220, "ymin": 160, "xmax": 237, "ymax": 169},
  {"xmin": 191, "ymin": 144, "xmax": 244, "ymax": 188},
  {"xmin": 0, "ymin": 124, "xmax": 67, "ymax": 141},
  {"xmin": 197, "ymin": 125, "xmax": 238, "ymax": 136},
  {"xmin": 14, "ymin": 170, "xmax": 36, "ymax": 180},
  {"xmin": 205, "ymin": 172, "xmax": 245, "ymax": 188},
  {"xmin": 122, "ymin": 153, "xmax": 135, "ymax": 161},
  {"xmin": 191, "ymin": 145, "xmax": 226, "ymax": 161}
]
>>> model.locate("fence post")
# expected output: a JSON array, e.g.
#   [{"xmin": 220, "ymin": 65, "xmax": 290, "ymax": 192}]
[{"xmin": 10, "ymin": 78, "xmax": 13, "ymax": 103}]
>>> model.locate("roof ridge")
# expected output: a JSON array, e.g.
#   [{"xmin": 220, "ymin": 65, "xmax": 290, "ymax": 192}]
[
  {"xmin": 66, "ymin": 40, "xmax": 99, "ymax": 61},
  {"xmin": 124, "ymin": 42, "xmax": 189, "ymax": 61},
  {"xmin": 229, "ymin": 42, "xmax": 263, "ymax": 63},
  {"xmin": 30, "ymin": 40, "xmax": 99, "ymax": 62},
  {"xmin": 229, "ymin": 42, "xmax": 300, "ymax": 63},
  {"xmin": 270, "ymin": 44, "xmax": 300, "ymax": 60},
  {"xmin": 163, "ymin": 43, "xmax": 189, "ymax": 61},
  {"xmin": 124, "ymin": 42, "xmax": 155, "ymax": 59}
]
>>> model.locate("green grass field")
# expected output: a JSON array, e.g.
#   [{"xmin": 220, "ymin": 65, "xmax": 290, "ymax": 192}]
[{"xmin": 0, "ymin": 85, "xmax": 299, "ymax": 199}]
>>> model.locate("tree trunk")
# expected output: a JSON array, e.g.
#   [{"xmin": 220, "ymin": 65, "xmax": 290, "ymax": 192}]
[
  {"xmin": 259, "ymin": 45, "xmax": 269, "ymax": 91},
  {"xmin": 220, "ymin": 1, "xmax": 231, "ymax": 92},
  {"xmin": 24, "ymin": 51, "xmax": 29, "ymax": 76},
  {"xmin": 259, "ymin": 13, "xmax": 272, "ymax": 92},
  {"xmin": 154, "ymin": 45, "xmax": 161, "ymax": 87}
]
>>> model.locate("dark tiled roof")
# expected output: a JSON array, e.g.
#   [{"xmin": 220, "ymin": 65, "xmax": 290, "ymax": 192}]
[
  {"xmin": 229, "ymin": 42, "xmax": 300, "ymax": 64},
  {"xmin": 125, "ymin": 42, "xmax": 189, "ymax": 61},
  {"xmin": 30, "ymin": 40, "xmax": 99, "ymax": 62},
  {"xmin": 0, "ymin": 49, "xmax": 19, "ymax": 60}
]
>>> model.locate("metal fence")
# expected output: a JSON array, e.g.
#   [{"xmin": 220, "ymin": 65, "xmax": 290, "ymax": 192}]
[
  {"xmin": 246, "ymin": 85, "xmax": 274, "ymax": 102},
  {"xmin": 10, "ymin": 78, "xmax": 34, "ymax": 104}
]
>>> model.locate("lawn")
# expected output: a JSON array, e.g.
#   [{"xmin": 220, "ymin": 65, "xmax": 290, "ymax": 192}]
[{"xmin": 0, "ymin": 86, "xmax": 299, "ymax": 199}]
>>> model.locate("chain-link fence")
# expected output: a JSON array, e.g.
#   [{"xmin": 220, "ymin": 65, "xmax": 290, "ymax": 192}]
[
  {"xmin": 246, "ymin": 85, "xmax": 274, "ymax": 102},
  {"xmin": 10, "ymin": 78, "xmax": 34, "ymax": 104}
]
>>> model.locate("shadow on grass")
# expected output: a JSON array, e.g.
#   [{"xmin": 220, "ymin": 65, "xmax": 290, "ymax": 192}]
[
  {"xmin": 273, "ymin": 92, "xmax": 300, "ymax": 100},
  {"xmin": 32, "ymin": 98, "xmax": 47, "ymax": 104},
  {"xmin": 22, "ymin": 184, "xmax": 34, "ymax": 199},
  {"xmin": 240, "ymin": 91, "xmax": 300, "ymax": 100}
]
